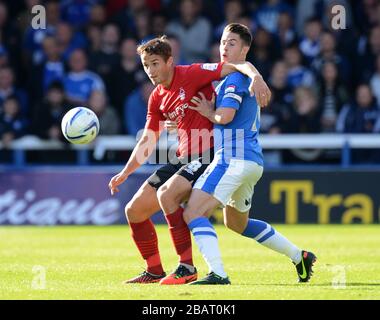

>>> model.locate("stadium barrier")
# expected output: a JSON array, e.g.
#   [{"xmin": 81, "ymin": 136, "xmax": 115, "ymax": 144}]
[
  {"xmin": 0, "ymin": 166, "xmax": 379, "ymax": 225},
  {"xmin": 1, "ymin": 133, "xmax": 380, "ymax": 166}
]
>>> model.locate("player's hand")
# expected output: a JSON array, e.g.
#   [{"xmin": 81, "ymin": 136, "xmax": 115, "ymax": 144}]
[
  {"xmin": 108, "ymin": 171, "xmax": 129, "ymax": 195},
  {"xmin": 249, "ymin": 76, "xmax": 271, "ymax": 108},
  {"xmin": 164, "ymin": 120, "xmax": 178, "ymax": 133},
  {"xmin": 189, "ymin": 92, "xmax": 215, "ymax": 119}
]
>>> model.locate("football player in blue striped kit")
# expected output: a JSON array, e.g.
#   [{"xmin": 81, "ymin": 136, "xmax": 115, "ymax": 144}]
[{"xmin": 184, "ymin": 23, "xmax": 317, "ymax": 284}]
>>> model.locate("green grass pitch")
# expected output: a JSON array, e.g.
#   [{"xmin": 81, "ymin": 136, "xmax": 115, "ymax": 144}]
[{"xmin": 1, "ymin": 225, "xmax": 380, "ymax": 300}]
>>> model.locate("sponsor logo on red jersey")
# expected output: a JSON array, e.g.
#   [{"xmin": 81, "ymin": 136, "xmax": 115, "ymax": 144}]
[
  {"xmin": 179, "ymin": 87, "xmax": 186, "ymax": 101},
  {"xmin": 201, "ymin": 63, "xmax": 219, "ymax": 71}
]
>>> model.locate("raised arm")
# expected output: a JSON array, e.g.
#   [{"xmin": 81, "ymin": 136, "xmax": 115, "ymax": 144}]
[{"xmin": 221, "ymin": 61, "xmax": 271, "ymax": 107}]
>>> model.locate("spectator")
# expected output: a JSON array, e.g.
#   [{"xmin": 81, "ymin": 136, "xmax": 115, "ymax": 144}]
[
  {"xmin": 294, "ymin": 0, "xmax": 321, "ymax": 35},
  {"xmin": 317, "ymin": 62, "xmax": 349, "ymax": 132},
  {"xmin": 0, "ymin": 96, "xmax": 28, "ymax": 147},
  {"xmin": 352, "ymin": 0, "xmax": 379, "ymax": 34},
  {"xmin": 269, "ymin": 60, "xmax": 293, "ymax": 107},
  {"xmin": 56, "ymin": 22, "xmax": 87, "ymax": 62},
  {"xmin": 23, "ymin": 0, "xmax": 60, "ymax": 65},
  {"xmin": 166, "ymin": 0, "xmax": 212, "ymax": 63},
  {"xmin": 109, "ymin": 38, "xmax": 145, "ymax": 117},
  {"xmin": 60, "ymin": 0, "xmax": 100, "ymax": 29},
  {"xmin": 135, "ymin": 10, "xmax": 154, "ymax": 42},
  {"xmin": 264, "ymin": 60, "xmax": 293, "ymax": 134},
  {"xmin": 355, "ymin": 25, "xmax": 380, "ymax": 85},
  {"xmin": 282, "ymin": 86, "xmax": 321, "ymax": 133},
  {"xmin": 86, "ymin": 24, "xmax": 102, "ymax": 52},
  {"xmin": 370, "ymin": 54, "xmax": 380, "ymax": 108},
  {"xmin": 214, "ymin": 0, "xmax": 244, "ymax": 41},
  {"xmin": 110, "ymin": 0, "xmax": 148, "ymax": 37},
  {"xmin": 88, "ymin": 4, "xmax": 107, "ymax": 28},
  {"xmin": 282, "ymin": 86, "xmax": 323, "ymax": 162},
  {"xmin": 275, "ymin": 11, "xmax": 297, "ymax": 50},
  {"xmin": 88, "ymin": 90, "xmax": 121, "ymax": 135},
  {"xmin": 0, "ymin": 1, "xmax": 21, "ymax": 57},
  {"xmin": 299, "ymin": 17, "xmax": 322, "ymax": 65},
  {"xmin": 249, "ymin": 28, "xmax": 276, "ymax": 80},
  {"xmin": 31, "ymin": 81, "xmax": 69, "ymax": 141},
  {"xmin": 167, "ymin": 34, "xmax": 186, "ymax": 65},
  {"xmin": 237, "ymin": 15, "xmax": 255, "ymax": 34},
  {"xmin": 89, "ymin": 24, "xmax": 121, "ymax": 93},
  {"xmin": 336, "ymin": 84, "xmax": 380, "ymax": 134},
  {"xmin": 152, "ymin": 12, "xmax": 168, "ymax": 38},
  {"xmin": 254, "ymin": 0, "xmax": 293, "ymax": 35},
  {"xmin": 124, "ymin": 80, "xmax": 154, "ymax": 136},
  {"xmin": 29, "ymin": 36, "xmax": 65, "ymax": 104},
  {"xmin": 0, "ymin": 66, "xmax": 28, "ymax": 116},
  {"xmin": 63, "ymin": 49, "xmax": 105, "ymax": 105},
  {"xmin": 0, "ymin": 45, "xmax": 9, "ymax": 69},
  {"xmin": 311, "ymin": 31, "xmax": 351, "ymax": 86},
  {"xmin": 283, "ymin": 45, "xmax": 315, "ymax": 89},
  {"xmin": 336, "ymin": 84, "xmax": 380, "ymax": 163}
]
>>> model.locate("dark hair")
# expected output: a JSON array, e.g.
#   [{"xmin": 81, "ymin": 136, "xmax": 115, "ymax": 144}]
[
  {"xmin": 224, "ymin": 23, "xmax": 252, "ymax": 47},
  {"xmin": 305, "ymin": 16, "xmax": 322, "ymax": 25},
  {"xmin": 47, "ymin": 80, "xmax": 64, "ymax": 92},
  {"xmin": 137, "ymin": 36, "xmax": 172, "ymax": 62},
  {"xmin": 4, "ymin": 95, "xmax": 20, "ymax": 106}
]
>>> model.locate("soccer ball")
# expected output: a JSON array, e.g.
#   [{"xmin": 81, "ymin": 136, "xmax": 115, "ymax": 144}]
[{"xmin": 61, "ymin": 107, "xmax": 100, "ymax": 144}]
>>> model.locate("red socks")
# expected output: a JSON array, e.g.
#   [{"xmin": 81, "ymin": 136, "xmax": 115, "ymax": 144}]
[
  {"xmin": 129, "ymin": 219, "xmax": 164, "ymax": 275},
  {"xmin": 165, "ymin": 207, "xmax": 193, "ymax": 266},
  {"xmin": 129, "ymin": 208, "xmax": 193, "ymax": 275}
]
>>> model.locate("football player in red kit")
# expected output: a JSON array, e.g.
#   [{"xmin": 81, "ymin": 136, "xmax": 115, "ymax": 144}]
[{"xmin": 108, "ymin": 36, "xmax": 270, "ymax": 284}]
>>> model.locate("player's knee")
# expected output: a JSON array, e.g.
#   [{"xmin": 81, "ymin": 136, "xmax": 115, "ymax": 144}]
[
  {"xmin": 156, "ymin": 185, "xmax": 170, "ymax": 204},
  {"xmin": 157, "ymin": 185, "xmax": 181, "ymax": 210},
  {"xmin": 124, "ymin": 200, "xmax": 141, "ymax": 222}
]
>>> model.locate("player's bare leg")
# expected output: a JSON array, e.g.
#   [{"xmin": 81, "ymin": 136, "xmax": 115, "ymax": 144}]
[
  {"xmin": 125, "ymin": 181, "xmax": 160, "ymax": 223},
  {"xmin": 124, "ymin": 181, "xmax": 166, "ymax": 284},
  {"xmin": 224, "ymin": 205, "xmax": 317, "ymax": 283},
  {"xmin": 157, "ymin": 174, "xmax": 197, "ymax": 284},
  {"xmin": 223, "ymin": 206, "xmax": 249, "ymax": 233},
  {"xmin": 183, "ymin": 189, "xmax": 231, "ymax": 285},
  {"xmin": 158, "ymin": 174, "xmax": 191, "ymax": 215}
]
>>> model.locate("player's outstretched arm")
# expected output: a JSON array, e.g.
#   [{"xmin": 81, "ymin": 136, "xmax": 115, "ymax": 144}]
[
  {"xmin": 221, "ymin": 62, "xmax": 271, "ymax": 107},
  {"xmin": 108, "ymin": 129, "xmax": 161, "ymax": 195}
]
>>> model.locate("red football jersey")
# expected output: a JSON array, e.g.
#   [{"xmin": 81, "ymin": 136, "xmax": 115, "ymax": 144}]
[{"xmin": 145, "ymin": 63, "xmax": 223, "ymax": 158}]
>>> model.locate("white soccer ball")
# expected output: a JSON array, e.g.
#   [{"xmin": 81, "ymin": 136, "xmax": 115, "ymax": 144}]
[{"xmin": 61, "ymin": 107, "xmax": 100, "ymax": 144}]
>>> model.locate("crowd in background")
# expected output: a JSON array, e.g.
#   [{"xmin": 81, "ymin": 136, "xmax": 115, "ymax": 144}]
[{"xmin": 0, "ymin": 0, "xmax": 380, "ymax": 163}]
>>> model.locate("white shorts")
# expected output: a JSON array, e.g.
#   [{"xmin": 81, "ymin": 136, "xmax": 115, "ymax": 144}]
[{"xmin": 193, "ymin": 158, "xmax": 263, "ymax": 213}]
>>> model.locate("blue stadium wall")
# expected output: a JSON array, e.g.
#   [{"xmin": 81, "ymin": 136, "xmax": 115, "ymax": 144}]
[{"xmin": 0, "ymin": 166, "xmax": 379, "ymax": 225}]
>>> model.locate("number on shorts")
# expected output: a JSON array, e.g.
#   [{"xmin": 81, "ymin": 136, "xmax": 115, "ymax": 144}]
[{"xmin": 187, "ymin": 160, "xmax": 202, "ymax": 172}]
